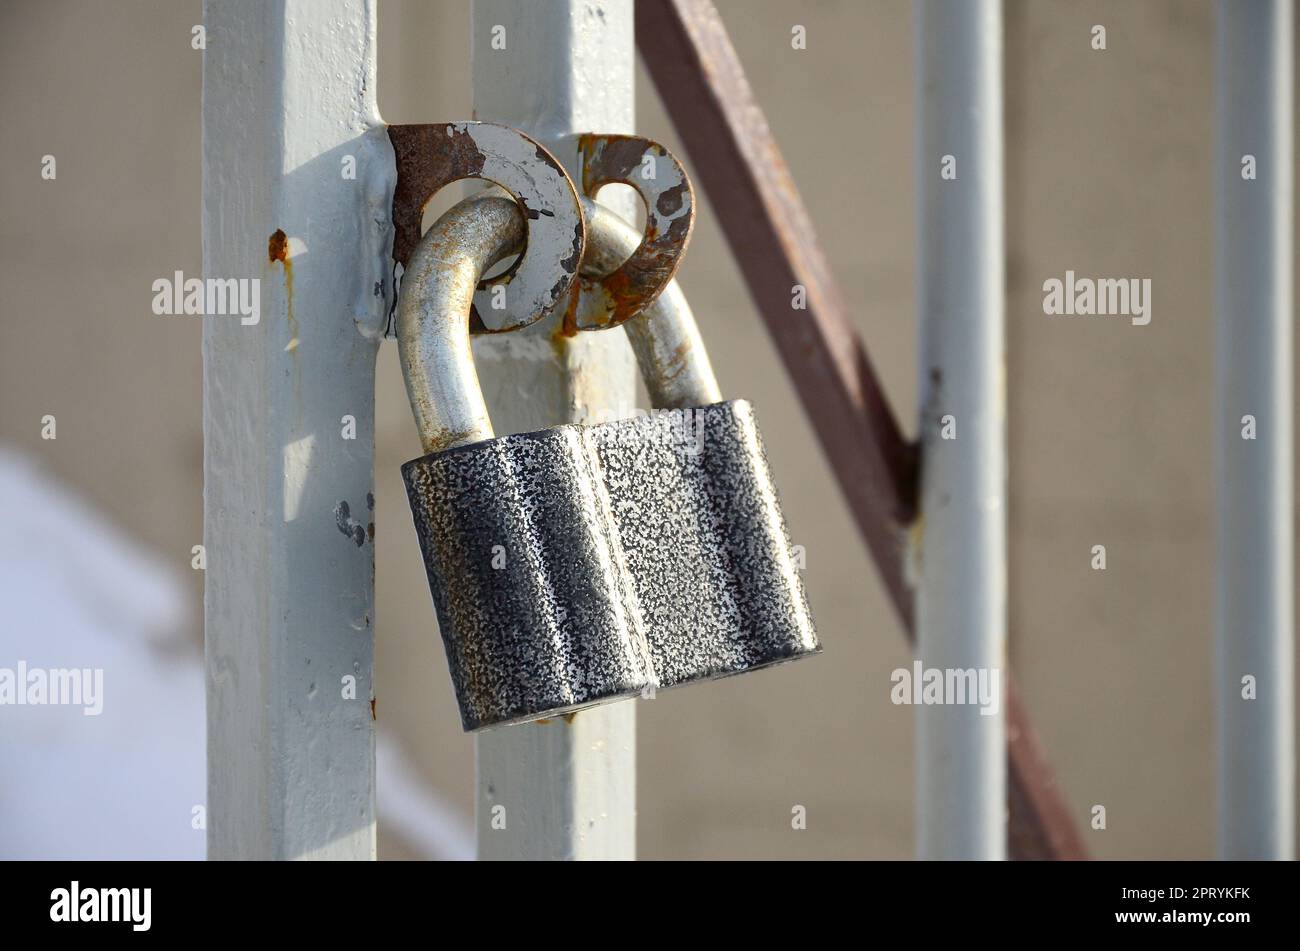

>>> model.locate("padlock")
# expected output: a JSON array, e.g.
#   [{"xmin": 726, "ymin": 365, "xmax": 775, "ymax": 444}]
[
  {"xmin": 397, "ymin": 127, "xmax": 817, "ymax": 730},
  {"xmin": 398, "ymin": 190, "xmax": 656, "ymax": 732},
  {"xmin": 575, "ymin": 195, "xmax": 821, "ymax": 688}
]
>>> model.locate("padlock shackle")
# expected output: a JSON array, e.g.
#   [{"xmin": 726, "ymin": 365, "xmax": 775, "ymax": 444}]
[
  {"xmin": 399, "ymin": 192, "xmax": 719, "ymax": 454},
  {"xmin": 397, "ymin": 195, "xmax": 526, "ymax": 454},
  {"xmin": 580, "ymin": 197, "xmax": 723, "ymax": 410}
]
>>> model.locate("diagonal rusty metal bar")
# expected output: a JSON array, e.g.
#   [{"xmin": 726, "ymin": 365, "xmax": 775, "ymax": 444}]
[
  {"xmin": 640, "ymin": 0, "xmax": 917, "ymax": 616},
  {"xmin": 635, "ymin": 0, "xmax": 1087, "ymax": 860}
]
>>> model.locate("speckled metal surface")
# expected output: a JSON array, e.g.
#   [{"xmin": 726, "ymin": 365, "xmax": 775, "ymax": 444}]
[
  {"xmin": 402, "ymin": 400, "xmax": 818, "ymax": 730},
  {"xmin": 402, "ymin": 426, "xmax": 655, "ymax": 731},
  {"xmin": 591, "ymin": 399, "xmax": 819, "ymax": 687}
]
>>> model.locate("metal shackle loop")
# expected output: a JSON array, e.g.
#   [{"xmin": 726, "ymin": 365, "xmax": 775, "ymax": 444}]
[
  {"xmin": 579, "ymin": 197, "xmax": 721, "ymax": 409},
  {"xmin": 397, "ymin": 195, "xmax": 525, "ymax": 455}
]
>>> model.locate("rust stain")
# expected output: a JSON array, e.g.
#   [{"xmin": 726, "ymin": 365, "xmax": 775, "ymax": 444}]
[
  {"xmin": 370, "ymin": 697, "xmax": 376, "ymax": 721},
  {"xmin": 549, "ymin": 321, "xmax": 571, "ymax": 363},
  {"xmin": 577, "ymin": 133, "xmax": 594, "ymax": 190},
  {"xmin": 658, "ymin": 338, "xmax": 694, "ymax": 383},
  {"xmin": 269, "ymin": 226, "xmax": 301, "ymax": 420},
  {"xmin": 284, "ymin": 264, "xmax": 298, "ymax": 353},
  {"xmin": 550, "ymin": 283, "xmax": 581, "ymax": 362},
  {"xmin": 424, "ymin": 426, "xmax": 483, "ymax": 455},
  {"xmin": 269, "ymin": 228, "xmax": 298, "ymax": 353},
  {"xmin": 387, "ymin": 124, "xmax": 487, "ymax": 268},
  {"xmin": 600, "ymin": 266, "xmax": 638, "ymax": 315},
  {"xmin": 268, "ymin": 229, "xmax": 289, "ymax": 263}
]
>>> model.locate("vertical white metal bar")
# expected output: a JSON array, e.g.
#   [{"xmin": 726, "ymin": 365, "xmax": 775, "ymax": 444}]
[
  {"xmin": 469, "ymin": 0, "xmax": 639, "ymax": 860},
  {"xmin": 203, "ymin": 0, "xmax": 393, "ymax": 859},
  {"xmin": 1214, "ymin": 0, "xmax": 1294, "ymax": 861},
  {"xmin": 914, "ymin": 0, "xmax": 1007, "ymax": 860}
]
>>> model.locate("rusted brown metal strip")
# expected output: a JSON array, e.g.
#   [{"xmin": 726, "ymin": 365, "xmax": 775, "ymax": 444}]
[
  {"xmin": 636, "ymin": 0, "xmax": 916, "ymax": 619},
  {"xmin": 635, "ymin": 0, "xmax": 1087, "ymax": 860},
  {"xmin": 1005, "ymin": 683, "xmax": 1088, "ymax": 859}
]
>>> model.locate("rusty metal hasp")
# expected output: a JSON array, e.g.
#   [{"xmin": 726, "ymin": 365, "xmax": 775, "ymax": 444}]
[
  {"xmin": 389, "ymin": 121, "xmax": 585, "ymax": 334},
  {"xmin": 568, "ymin": 133, "xmax": 695, "ymax": 330}
]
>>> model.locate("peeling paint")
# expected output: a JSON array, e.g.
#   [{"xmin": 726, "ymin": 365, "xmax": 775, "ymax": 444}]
[{"xmin": 334, "ymin": 500, "xmax": 367, "ymax": 547}]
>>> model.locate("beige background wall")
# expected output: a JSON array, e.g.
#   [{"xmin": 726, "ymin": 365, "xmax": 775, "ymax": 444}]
[{"xmin": 1, "ymin": 0, "xmax": 1296, "ymax": 859}]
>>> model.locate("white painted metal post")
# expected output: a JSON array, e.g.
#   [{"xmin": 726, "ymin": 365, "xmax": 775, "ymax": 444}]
[
  {"xmin": 203, "ymin": 0, "xmax": 393, "ymax": 859},
  {"xmin": 914, "ymin": 0, "xmax": 1007, "ymax": 860},
  {"xmin": 1213, "ymin": 0, "xmax": 1294, "ymax": 861},
  {"xmin": 470, "ymin": 0, "xmax": 639, "ymax": 860}
]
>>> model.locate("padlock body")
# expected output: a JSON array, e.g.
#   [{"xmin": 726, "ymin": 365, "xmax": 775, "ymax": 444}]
[
  {"xmin": 591, "ymin": 400, "xmax": 820, "ymax": 687},
  {"xmin": 402, "ymin": 427, "xmax": 655, "ymax": 731}
]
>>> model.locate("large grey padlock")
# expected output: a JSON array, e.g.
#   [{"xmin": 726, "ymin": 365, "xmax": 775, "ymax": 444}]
[
  {"xmin": 398, "ymin": 188, "xmax": 656, "ymax": 732},
  {"xmin": 398, "ymin": 132, "xmax": 817, "ymax": 731},
  {"xmin": 576, "ymin": 196, "xmax": 821, "ymax": 689}
]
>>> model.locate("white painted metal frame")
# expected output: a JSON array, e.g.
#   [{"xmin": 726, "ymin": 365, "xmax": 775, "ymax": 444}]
[
  {"xmin": 470, "ymin": 0, "xmax": 639, "ymax": 861},
  {"xmin": 204, "ymin": 0, "xmax": 635, "ymax": 862},
  {"xmin": 202, "ymin": 0, "xmax": 392, "ymax": 859},
  {"xmin": 1213, "ymin": 0, "xmax": 1294, "ymax": 861},
  {"xmin": 914, "ymin": 0, "xmax": 1007, "ymax": 860},
  {"xmin": 196, "ymin": 0, "xmax": 1173, "ymax": 867}
]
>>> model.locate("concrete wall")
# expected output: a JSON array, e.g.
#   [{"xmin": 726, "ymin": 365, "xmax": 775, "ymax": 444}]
[{"xmin": 0, "ymin": 0, "xmax": 1295, "ymax": 858}]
